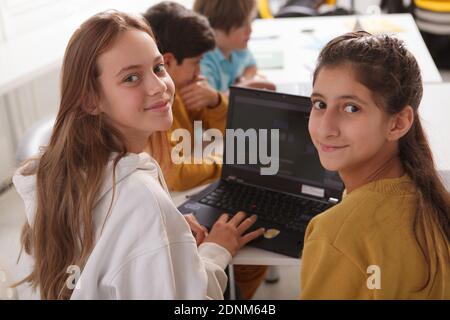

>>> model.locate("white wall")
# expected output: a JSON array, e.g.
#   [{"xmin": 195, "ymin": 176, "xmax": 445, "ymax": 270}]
[
  {"xmin": 0, "ymin": 98, "xmax": 14, "ymax": 181},
  {"xmin": 0, "ymin": 0, "xmax": 193, "ymax": 41},
  {"xmin": 0, "ymin": 0, "xmax": 196, "ymax": 182},
  {"xmin": 0, "ymin": 1, "xmax": 6, "ymax": 41},
  {"xmin": 0, "ymin": 0, "xmax": 91, "ymax": 41},
  {"xmin": 0, "ymin": 69, "xmax": 59, "ymax": 179}
]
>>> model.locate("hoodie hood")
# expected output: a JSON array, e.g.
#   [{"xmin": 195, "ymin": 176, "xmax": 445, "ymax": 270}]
[{"xmin": 12, "ymin": 152, "xmax": 168, "ymax": 227}]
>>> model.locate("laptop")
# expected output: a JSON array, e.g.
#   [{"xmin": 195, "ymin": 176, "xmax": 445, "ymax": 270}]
[{"xmin": 177, "ymin": 86, "xmax": 344, "ymax": 258}]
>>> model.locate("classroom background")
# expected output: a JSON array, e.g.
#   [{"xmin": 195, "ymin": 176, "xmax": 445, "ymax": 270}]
[{"xmin": 1, "ymin": 0, "xmax": 449, "ymax": 299}]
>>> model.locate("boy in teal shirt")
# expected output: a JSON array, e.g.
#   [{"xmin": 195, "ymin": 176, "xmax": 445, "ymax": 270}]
[{"xmin": 194, "ymin": 0, "xmax": 275, "ymax": 93}]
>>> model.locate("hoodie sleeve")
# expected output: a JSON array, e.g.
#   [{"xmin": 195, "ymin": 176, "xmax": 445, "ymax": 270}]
[
  {"xmin": 12, "ymin": 161, "xmax": 39, "ymax": 227},
  {"xmin": 108, "ymin": 241, "xmax": 231, "ymax": 300},
  {"xmin": 197, "ymin": 242, "xmax": 232, "ymax": 300},
  {"xmin": 188, "ymin": 93, "xmax": 228, "ymax": 135},
  {"xmin": 104, "ymin": 172, "xmax": 231, "ymax": 299},
  {"xmin": 163, "ymin": 161, "xmax": 222, "ymax": 192}
]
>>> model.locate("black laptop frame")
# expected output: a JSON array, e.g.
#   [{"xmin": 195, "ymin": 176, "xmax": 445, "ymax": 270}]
[{"xmin": 220, "ymin": 86, "xmax": 343, "ymax": 202}]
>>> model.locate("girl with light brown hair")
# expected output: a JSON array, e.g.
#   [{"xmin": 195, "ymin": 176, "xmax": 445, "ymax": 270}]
[{"xmin": 12, "ymin": 10, "xmax": 264, "ymax": 300}]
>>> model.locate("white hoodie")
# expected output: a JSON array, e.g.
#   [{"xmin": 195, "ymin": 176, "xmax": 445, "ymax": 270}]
[{"xmin": 12, "ymin": 152, "xmax": 231, "ymax": 299}]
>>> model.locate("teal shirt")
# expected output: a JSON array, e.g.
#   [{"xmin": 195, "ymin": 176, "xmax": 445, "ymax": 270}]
[{"xmin": 200, "ymin": 48, "xmax": 257, "ymax": 92}]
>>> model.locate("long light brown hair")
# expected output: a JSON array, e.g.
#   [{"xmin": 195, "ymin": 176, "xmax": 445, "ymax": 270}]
[
  {"xmin": 16, "ymin": 11, "xmax": 166, "ymax": 299},
  {"xmin": 314, "ymin": 31, "xmax": 450, "ymax": 285}
]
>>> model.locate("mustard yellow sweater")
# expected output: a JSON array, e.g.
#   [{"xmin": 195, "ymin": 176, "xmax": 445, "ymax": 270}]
[
  {"xmin": 163, "ymin": 92, "xmax": 228, "ymax": 191},
  {"xmin": 300, "ymin": 175, "xmax": 450, "ymax": 299}
]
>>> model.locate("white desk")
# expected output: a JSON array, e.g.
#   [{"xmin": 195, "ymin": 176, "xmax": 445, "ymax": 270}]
[
  {"xmin": 419, "ymin": 82, "xmax": 450, "ymax": 173},
  {"xmin": 248, "ymin": 13, "xmax": 442, "ymax": 94}
]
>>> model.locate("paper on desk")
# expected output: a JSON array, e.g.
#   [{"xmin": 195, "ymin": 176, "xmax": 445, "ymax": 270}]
[
  {"xmin": 253, "ymin": 51, "xmax": 284, "ymax": 70},
  {"xmin": 298, "ymin": 31, "xmax": 341, "ymax": 50},
  {"xmin": 345, "ymin": 17, "xmax": 406, "ymax": 34},
  {"xmin": 296, "ymin": 17, "xmax": 406, "ymax": 52}
]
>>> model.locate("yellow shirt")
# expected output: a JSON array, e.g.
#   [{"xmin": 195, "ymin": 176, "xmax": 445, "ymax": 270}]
[
  {"xmin": 415, "ymin": 0, "xmax": 450, "ymax": 12},
  {"xmin": 300, "ymin": 175, "xmax": 450, "ymax": 299},
  {"xmin": 163, "ymin": 92, "xmax": 228, "ymax": 191}
]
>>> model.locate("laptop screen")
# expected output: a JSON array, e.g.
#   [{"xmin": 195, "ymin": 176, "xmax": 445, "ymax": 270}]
[{"xmin": 223, "ymin": 86, "xmax": 343, "ymax": 200}]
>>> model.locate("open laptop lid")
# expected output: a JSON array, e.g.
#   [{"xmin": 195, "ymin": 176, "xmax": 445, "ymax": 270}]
[{"xmin": 222, "ymin": 86, "xmax": 344, "ymax": 202}]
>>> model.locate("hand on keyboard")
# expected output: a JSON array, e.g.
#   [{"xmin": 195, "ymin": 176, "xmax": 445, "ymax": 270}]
[{"xmin": 204, "ymin": 211, "xmax": 265, "ymax": 256}]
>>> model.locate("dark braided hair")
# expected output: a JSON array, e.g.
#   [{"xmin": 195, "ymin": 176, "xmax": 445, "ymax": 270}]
[{"xmin": 314, "ymin": 31, "xmax": 450, "ymax": 283}]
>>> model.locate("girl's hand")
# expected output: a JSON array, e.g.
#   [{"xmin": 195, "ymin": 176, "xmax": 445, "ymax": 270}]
[
  {"xmin": 184, "ymin": 213, "xmax": 209, "ymax": 246},
  {"xmin": 204, "ymin": 212, "xmax": 265, "ymax": 256}
]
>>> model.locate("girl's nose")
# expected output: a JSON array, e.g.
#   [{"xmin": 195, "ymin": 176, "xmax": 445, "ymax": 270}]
[
  {"xmin": 146, "ymin": 73, "xmax": 168, "ymax": 96},
  {"xmin": 318, "ymin": 108, "xmax": 340, "ymax": 138}
]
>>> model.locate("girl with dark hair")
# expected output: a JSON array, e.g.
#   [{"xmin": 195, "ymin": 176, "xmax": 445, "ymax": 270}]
[{"xmin": 302, "ymin": 31, "xmax": 449, "ymax": 299}]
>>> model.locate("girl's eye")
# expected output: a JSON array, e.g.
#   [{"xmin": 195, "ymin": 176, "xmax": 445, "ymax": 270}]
[
  {"xmin": 124, "ymin": 74, "xmax": 139, "ymax": 83},
  {"xmin": 344, "ymin": 105, "xmax": 359, "ymax": 113},
  {"xmin": 312, "ymin": 100, "xmax": 326, "ymax": 110},
  {"xmin": 154, "ymin": 63, "xmax": 166, "ymax": 75}
]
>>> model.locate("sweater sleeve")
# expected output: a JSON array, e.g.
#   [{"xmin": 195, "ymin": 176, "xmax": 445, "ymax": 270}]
[
  {"xmin": 203, "ymin": 93, "xmax": 228, "ymax": 135},
  {"xmin": 163, "ymin": 94, "xmax": 227, "ymax": 192},
  {"xmin": 164, "ymin": 161, "xmax": 222, "ymax": 192},
  {"xmin": 300, "ymin": 239, "xmax": 371, "ymax": 300},
  {"xmin": 189, "ymin": 93, "xmax": 228, "ymax": 136}
]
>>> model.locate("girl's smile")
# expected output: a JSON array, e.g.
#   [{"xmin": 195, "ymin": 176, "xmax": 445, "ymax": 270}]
[
  {"xmin": 144, "ymin": 99, "xmax": 171, "ymax": 112},
  {"xmin": 318, "ymin": 143, "xmax": 350, "ymax": 153}
]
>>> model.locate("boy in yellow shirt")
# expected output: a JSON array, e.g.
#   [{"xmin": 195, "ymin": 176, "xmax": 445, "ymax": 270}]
[
  {"xmin": 143, "ymin": 1, "xmax": 267, "ymax": 300},
  {"xmin": 143, "ymin": 2, "xmax": 226, "ymax": 192}
]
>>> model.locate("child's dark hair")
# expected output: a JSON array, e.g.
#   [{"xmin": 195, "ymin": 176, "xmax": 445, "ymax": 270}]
[
  {"xmin": 314, "ymin": 31, "xmax": 450, "ymax": 275},
  {"xmin": 193, "ymin": 0, "xmax": 256, "ymax": 34},
  {"xmin": 143, "ymin": 1, "xmax": 215, "ymax": 64}
]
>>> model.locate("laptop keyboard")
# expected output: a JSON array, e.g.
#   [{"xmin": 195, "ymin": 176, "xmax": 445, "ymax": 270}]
[{"xmin": 199, "ymin": 181, "xmax": 332, "ymax": 233}]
